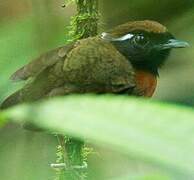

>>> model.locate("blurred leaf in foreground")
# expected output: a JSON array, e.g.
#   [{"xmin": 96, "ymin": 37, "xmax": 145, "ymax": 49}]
[{"xmin": 1, "ymin": 95, "xmax": 194, "ymax": 179}]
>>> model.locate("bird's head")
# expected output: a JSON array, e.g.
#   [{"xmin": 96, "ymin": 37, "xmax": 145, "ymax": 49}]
[{"xmin": 101, "ymin": 20, "xmax": 189, "ymax": 75}]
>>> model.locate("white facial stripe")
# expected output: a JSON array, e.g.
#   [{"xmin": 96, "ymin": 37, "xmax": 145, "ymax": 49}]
[
  {"xmin": 114, "ymin": 34, "xmax": 134, "ymax": 41},
  {"xmin": 101, "ymin": 32, "xmax": 134, "ymax": 42}
]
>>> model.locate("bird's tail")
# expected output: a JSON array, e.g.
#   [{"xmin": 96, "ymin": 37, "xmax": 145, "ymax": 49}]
[
  {"xmin": 0, "ymin": 90, "xmax": 43, "ymax": 131},
  {"xmin": 0, "ymin": 90, "xmax": 22, "ymax": 110}
]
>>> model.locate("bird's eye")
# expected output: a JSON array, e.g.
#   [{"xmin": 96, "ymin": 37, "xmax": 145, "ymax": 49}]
[{"xmin": 132, "ymin": 35, "xmax": 149, "ymax": 46}]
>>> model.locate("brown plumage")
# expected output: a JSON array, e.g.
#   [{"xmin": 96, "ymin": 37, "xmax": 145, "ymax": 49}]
[
  {"xmin": 0, "ymin": 20, "xmax": 189, "ymax": 110},
  {"xmin": 109, "ymin": 20, "xmax": 167, "ymax": 36}
]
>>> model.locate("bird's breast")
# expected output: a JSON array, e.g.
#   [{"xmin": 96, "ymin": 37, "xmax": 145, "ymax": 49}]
[{"xmin": 134, "ymin": 70, "xmax": 157, "ymax": 97}]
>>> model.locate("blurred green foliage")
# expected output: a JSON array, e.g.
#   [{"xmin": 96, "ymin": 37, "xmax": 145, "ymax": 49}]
[
  {"xmin": 1, "ymin": 95, "xmax": 194, "ymax": 179},
  {"xmin": 0, "ymin": 0, "xmax": 194, "ymax": 179}
]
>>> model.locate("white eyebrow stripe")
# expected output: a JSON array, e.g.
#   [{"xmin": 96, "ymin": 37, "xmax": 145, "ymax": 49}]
[
  {"xmin": 114, "ymin": 34, "xmax": 134, "ymax": 41},
  {"xmin": 101, "ymin": 32, "xmax": 134, "ymax": 42}
]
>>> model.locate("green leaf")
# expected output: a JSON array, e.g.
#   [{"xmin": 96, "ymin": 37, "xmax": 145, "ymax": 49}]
[{"xmin": 1, "ymin": 95, "xmax": 194, "ymax": 178}]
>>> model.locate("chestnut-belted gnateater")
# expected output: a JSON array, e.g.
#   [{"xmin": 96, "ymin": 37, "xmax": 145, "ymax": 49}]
[{"xmin": 0, "ymin": 20, "xmax": 189, "ymax": 109}]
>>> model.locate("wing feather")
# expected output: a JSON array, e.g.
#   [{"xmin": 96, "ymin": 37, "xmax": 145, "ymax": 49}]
[{"xmin": 10, "ymin": 43, "xmax": 74, "ymax": 82}]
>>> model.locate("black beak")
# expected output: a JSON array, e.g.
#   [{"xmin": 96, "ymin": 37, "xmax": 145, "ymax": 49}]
[{"xmin": 159, "ymin": 39, "xmax": 190, "ymax": 50}]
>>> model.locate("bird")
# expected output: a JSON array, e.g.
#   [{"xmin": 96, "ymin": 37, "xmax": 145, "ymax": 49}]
[{"xmin": 0, "ymin": 20, "xmax": 189, "ymax": 109}]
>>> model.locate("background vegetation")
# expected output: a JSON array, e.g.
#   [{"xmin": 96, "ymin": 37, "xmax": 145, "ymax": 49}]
[{"xmin": 0, "ymin": 0, "xmax": 194, "ymax": 179}]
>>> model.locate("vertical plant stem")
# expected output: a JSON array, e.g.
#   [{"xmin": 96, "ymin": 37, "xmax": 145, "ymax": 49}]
[
  {"xmin": 54, "ymin": 0, "xmax": 99, "ymax": 179},
  {"xmin": 64, "ymin": 138, "xmax": 85, "ymax": 179},
  {"xmin": 65, "ymin": 1, "xmax": 99, "ymax": 179},
  {"xmin": 69, "ymin": 0, "xmax": 99, "ymax": 40}
]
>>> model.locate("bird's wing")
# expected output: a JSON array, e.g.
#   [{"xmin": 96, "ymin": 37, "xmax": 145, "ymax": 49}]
[
  {"xmin": 1, "ymin": 38, "xmax": 136, "ymax": 110},
  {"xmin": 60, "ymin": 37, "xmax": 136, "ymax": 94},
  {"xmin": 10, "ymin": 43, "xmax": 74, "ymax": 82}
]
